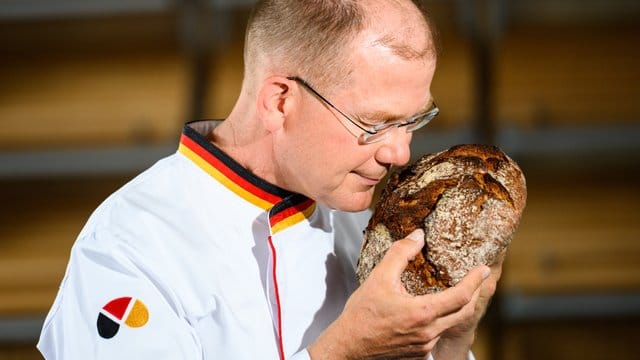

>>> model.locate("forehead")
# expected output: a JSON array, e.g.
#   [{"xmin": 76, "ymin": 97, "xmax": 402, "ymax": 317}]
[
  {"xmin": 326, "ymin": 0, "xmax": 437, "ymax": 118},
  {"xmin": 338, "ymin": 29, "xmax": 436, "ymax": 119}
]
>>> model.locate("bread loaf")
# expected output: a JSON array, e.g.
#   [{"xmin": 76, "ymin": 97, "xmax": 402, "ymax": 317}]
[{"xmin": 356, "ymin": 144, "xmax": 527, "ymax": 295}]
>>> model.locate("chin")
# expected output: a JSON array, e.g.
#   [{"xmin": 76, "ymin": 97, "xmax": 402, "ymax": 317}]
[
  {"xmin": 322, "ymin": 191, "xmax": 374, "ymax": 212},
  {"xmin": 334, "ymin": 202, "xmax": 371, "ymax": 212}
]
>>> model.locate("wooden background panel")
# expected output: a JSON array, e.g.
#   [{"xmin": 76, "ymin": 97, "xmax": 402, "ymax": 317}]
[
  {"xmin": 502, "ymin": 158, "xmax": 640, "ymax": 294},
  {"xmin": 0, "ymin": 13, "xmax": 188, "ymax": 150},
  {"xmin": 430, "ymin": 34, "xmax": 476, "ymax": 129},
  {"xmin": 0, "ymin": 343, "xmax": 42, "ymax": 360},
  {"xmin": 496, "ymin": 24, "xmax": 640, "ymax": 127},
  {"xmin": 203, "ymin": 41, "xmax": 245, "ymax": 119},
  {"xmin": 0, "ymin": 53, "xmax": 188, "ymax": 150},
  {"xmin": 500, "ymin": 319, "xmax": 640, "ymax": 360}
]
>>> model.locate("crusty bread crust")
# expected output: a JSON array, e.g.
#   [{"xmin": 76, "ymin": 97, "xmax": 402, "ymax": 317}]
[{"xmin": 356, "ymin": 144, "xmax": 527, "ymax": 295}]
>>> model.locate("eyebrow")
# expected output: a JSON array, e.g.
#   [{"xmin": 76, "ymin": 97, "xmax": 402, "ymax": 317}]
[{"xmin": 359, "ymin": 98, "xmax": 435, "ymax": 122}]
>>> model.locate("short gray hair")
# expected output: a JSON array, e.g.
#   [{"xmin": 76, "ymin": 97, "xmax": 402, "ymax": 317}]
[{"xmin": 245, "ymin": 0, "xmax": 436, "ymax": 92}]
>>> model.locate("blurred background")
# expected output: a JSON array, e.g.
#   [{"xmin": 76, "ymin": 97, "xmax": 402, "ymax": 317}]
[{"xmin": 0, "ymin": 0, "xmax": 639, "ymax": 359}]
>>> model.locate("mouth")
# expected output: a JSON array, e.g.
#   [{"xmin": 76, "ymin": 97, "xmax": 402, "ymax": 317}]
[{"xmin": 353, "ymin": 172, "xmax": 385, "ymax": 186}]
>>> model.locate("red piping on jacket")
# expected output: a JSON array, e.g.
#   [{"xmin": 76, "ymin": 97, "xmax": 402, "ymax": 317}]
[{"xmin": 267, "ymin": 235, "xmax": 285, "ymax": 360}]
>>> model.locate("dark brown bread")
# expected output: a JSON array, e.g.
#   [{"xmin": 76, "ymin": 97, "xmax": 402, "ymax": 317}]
[{"xmin": 356, "ymin": 144, "xmax": 527, "ymax": 295}]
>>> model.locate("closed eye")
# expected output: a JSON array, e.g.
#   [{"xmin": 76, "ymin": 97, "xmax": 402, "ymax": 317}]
[
  {"xmin": 351, "ymin": 115, "xmax": 388, "ymax": 130},
  {"xmin": 358, "ymin": 101, "xmax": 437, "ymax": 131}
]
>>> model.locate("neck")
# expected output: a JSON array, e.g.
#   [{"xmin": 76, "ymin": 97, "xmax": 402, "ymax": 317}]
[{"xmin": 210, "ymin": 95, "xmax": 279, "ymax": 186}]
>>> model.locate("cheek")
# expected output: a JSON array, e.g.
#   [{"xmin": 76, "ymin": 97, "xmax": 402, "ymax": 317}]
[
  {"xmin": 277, "ymin": 112, "xmax": 373, "ymax": 192},
  {"xmin": 305, "ymin": 143, "xmax": 352, "ymax": 184},
  {"xmin": 292, "ymin": 141, "xmax": 365, "ymax": 193},
  {"xmin": 295, "ymin": 123, "xmax": 356, "ymax": 172}
]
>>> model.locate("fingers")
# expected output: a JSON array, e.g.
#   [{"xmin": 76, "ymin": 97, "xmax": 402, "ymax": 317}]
[
  {"xmin": 458, "ymin": 265, "xmax": 491, "ymax": 292},
  {"xmin": 408, "ymin": 273, "xmax": 487, "ymax": 342},
  {"xmin": 374, "ymin": 229, "xmax": 425, "ymax": 281},
  {"xmin": 336, "ymin": 251, "xmax": 492, "ymax": 358},
  {"xmin": 437, "ymin": 283, "xmax": 482, "ymax": 325},
  {"xmin": 417, "ymin": 265, "xmax": 490, "ymax": 319}
]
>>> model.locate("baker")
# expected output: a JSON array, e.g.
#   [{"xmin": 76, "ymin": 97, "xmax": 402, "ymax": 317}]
[{"xmin": 38, "ymin": 1, "xmax": 500, "ymax": 359}]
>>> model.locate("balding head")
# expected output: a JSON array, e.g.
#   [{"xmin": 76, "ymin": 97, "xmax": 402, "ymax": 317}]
[
  {"xmin": 364, "ymin": 0, "xmax": 436, "ymax": 61},
  {"xmin": 244, "ymin": 0, "xmax": 436, "ymax": 94}
]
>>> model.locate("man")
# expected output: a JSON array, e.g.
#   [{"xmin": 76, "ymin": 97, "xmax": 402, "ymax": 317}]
[{"xmin": 38, "ymin": 1, "xmax": 500, "ymax": 359}]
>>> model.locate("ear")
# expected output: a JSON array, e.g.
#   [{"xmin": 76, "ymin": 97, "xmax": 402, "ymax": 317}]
[{"xmin": 256, "ymin": 76, "xmax": 294, "ymax": 133}]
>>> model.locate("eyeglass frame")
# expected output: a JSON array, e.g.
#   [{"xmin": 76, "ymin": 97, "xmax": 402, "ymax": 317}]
[{"xmin": 287, "ymin": 76, "xmax": 439, "ymax": 144}]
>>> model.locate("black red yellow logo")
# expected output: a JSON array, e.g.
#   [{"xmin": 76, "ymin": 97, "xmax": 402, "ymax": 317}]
[{"xmin": 97, "ymin": 297, "xmax": 149, "ymax": 339}]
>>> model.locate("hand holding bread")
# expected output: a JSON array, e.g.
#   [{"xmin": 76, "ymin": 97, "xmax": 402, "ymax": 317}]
[
  {"xmin": 357, "ymin": 144, "xmax": 527, "ymax": 295},
  {"xmin": 309, "ymin": 229, "xmax": 490, "ymax": 359}
]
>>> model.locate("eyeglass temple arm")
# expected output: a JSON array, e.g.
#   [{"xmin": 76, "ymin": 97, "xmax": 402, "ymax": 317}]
[{"xmin": 286, "ymin": 76, "xmax": 374, "ymax": 134}]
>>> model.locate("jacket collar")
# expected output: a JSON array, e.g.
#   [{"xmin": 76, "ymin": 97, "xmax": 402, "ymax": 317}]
[{"xmin": 178, "ymin": 120, "xmax": 317, "ymax": 233}]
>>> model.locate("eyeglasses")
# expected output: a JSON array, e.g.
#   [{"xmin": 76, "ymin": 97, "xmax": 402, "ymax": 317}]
[{"xmin": 287, "ymin": 76, "xmax": 439, "ymax": 145}]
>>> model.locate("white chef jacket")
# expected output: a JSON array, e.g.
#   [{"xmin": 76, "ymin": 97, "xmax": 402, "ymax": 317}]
[
  {"xmin": 38, "ymin": 121, "xmax": 367, "ymax": 359},
  {"xmin": 37, "ymin": 120, "xmax": 473, "ymax": 360}
]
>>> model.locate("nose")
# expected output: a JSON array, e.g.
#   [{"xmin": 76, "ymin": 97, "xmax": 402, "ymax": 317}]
[{"xmin": 374, "ymin": 129, "xmax": 412, "ymax": 166}]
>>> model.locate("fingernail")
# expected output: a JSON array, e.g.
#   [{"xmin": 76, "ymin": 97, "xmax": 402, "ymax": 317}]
[
  {"xmin": 481, "ymin": 266, "xmax": 491, "ymax": 279},
  {"xmin": 407, "ymin": 228, "xmax": 424, "ymax": 242}
]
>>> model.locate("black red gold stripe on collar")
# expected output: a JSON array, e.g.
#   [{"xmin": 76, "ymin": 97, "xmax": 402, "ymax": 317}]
[
  {"xmin": 269, "ymin": 194, "xmax": 316, "ymax": 234},
  {"xmin": 178, "ymin": 123, "xmax": 294, "ymax": 210}
]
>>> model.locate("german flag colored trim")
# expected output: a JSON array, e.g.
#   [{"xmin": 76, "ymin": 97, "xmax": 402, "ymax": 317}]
[
  {"xmin": 178, "ymin": 123, "xmax": 293, "ymax": 210},
  {"xmin": 269, "ymin": 194, "xmax": 317, "ymax": 235}
]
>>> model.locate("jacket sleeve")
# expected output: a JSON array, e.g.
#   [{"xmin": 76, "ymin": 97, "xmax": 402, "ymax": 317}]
[{"xmin": 37, "ymin": 235, "xmax": 202, "ymax": 360}]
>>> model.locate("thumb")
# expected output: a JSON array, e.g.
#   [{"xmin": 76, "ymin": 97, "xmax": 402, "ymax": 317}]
[{"xmin": 375, "ymin": 228, "xmax": 425, "ymax": 280}]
